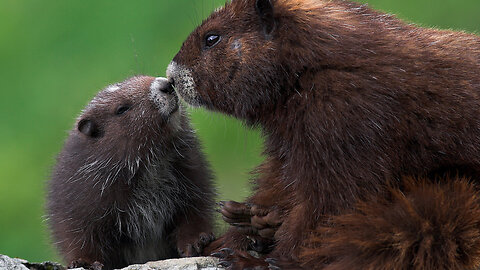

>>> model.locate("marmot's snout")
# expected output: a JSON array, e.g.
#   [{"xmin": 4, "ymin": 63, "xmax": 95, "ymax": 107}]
[
  {"xmin": 150, "ymin": 77, "xmax": 179, "ymax": 115},
  {"xmin": 166, "ymin": 62, "xmax": 201, "ymax": 107},
  {"xmin": 151, "ymin": 77, "xmax": 173, "ymax": 95},
  {"xmin": 161, "ymin": 80, "xmax": 175, "ymax": 95}
]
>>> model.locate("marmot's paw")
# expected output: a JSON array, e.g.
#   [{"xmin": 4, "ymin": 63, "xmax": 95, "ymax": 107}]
[
  {"xmin": 246, "ymin": 235, "xmax": 275, "ymax": 254},
  {"xmin": 219, "ymin": 201, "xmax": 283, "ymax": 239},
  {"xmin": 218, "ymin": 201, "xmax": 252, "ymax": 226},
  {"xmin": 178, "ymin": 232, "xmax": 216, "ymax": 257},
  {"xmin": 266, "ymin": 257, "xmax": 304, "ymax": 270},
  {"xmin": 211, "ymin": 248, "xmax": 268, "ymax": 270},
  {"xmin": 250, "ymin": 205, "xmax": 282, "ymax": 239},
  {"xmin": 68, "ymin": 259, "xmax": 103, "ymax": 270}
]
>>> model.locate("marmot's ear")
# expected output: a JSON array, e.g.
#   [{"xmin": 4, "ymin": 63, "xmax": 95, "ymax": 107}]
[
  {"xmin": 78, "ymin": 119, "xmax": 101, "ymax": 138},
  {"xmin": 256, "ymin": 0, "xmax": 276, "ymax": 37}
]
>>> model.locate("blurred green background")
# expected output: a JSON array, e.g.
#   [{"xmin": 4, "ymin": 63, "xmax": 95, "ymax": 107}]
[{"xmin": 0, "ymin": 0, "xmax": 478, "ymax": 264}]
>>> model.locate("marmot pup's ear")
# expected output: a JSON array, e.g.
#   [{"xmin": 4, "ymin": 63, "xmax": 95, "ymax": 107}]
[
  {"xmin": 256, "ymin": 0, "xmax": 276, "ymax": 37},
  {"xmin": 78, "ymin": 119, "xmax": 101, "ymax": 138}
]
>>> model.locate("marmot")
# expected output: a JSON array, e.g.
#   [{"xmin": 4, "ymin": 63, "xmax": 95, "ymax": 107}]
[
  {"xmin": 47, "ymin": 76, "xmax": 215, "ymax": 269},
  {"xmin": 167, "ymin": 0, "xmax": 480, "ymax": 269}
]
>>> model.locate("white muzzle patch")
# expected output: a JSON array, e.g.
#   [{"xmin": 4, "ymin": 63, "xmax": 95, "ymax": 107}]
[
  {"xmin": 166, "ymin": 61, "xmax": 201, "ymax": 107},
  {"xmin": 149, "ymin": 77, "xmax": 179, "ymax": 116}
]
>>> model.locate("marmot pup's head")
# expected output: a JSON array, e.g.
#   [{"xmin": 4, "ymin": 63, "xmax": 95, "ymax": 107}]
[
  {"xmin": 77, "ymin": 76, "xmax": 180, "ymax": 141},
  {"xmin": 65, "ymin": 76, "xmax": 184, "ymax": 185}
]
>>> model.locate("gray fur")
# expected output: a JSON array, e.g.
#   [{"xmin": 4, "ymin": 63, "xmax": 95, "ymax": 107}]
[{"xmin": 46, "ymin": 76, "xmax": 215, "ymax": 269}]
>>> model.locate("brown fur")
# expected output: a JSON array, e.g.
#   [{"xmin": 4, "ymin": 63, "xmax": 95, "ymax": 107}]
[
  {"xmin": 302, "ymin": 178, "xmax": 480, "ymax": 270},
  {"xmin": 167, "ymin": 0, "xmax": 480, "ymax": 269}
]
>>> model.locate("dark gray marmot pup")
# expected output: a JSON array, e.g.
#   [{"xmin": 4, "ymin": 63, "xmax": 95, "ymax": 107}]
[{"xmin": 47, "ymin": 76, "xmax": 215, "ymax": 270}]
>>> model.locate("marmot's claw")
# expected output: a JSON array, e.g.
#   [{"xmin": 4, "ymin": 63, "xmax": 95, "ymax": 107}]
[
  {"xmin": 211, "ymin": 247, "xmax": 235, "ymax": 258},
  {"xmin": 266, "ymin": 258, "xmax": 281, "ymax": 270},
  {"xmin": 218, "ymin": 260, "xmax": 232, "ymax": 268},
  {"xmin": 220, "ymin": 247, "xmax": 235, "ymax": 256}
]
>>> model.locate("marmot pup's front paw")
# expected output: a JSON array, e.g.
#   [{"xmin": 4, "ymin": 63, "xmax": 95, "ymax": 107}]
[
  {"xmin": 178, "ymin": 232, "xmax": 216, "ymax": 257},
  {"xmin": 68, "ymin": 258, "xmax": 104, "ymax": 270}
]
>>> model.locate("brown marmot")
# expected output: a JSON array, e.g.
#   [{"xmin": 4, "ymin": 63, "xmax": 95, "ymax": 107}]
[{"xmin": 167, "ymin": 0, "xmax": 480, "ymax": 269}]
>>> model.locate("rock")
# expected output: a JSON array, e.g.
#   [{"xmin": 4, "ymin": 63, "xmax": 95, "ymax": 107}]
[
  {"xmin": 121, "ymin": 257, "xmax": 220, "ymax": 270},
  {"xmin": 0, "ymin": 255, "xmax": 29, "ymax": 270},
  {"xmin": 0, "ymin": 254, "xmax": 65, "ymax": 270},
  {"xmin": 0, "ymin": 255, "xmax": 220, "ymax": 270}
]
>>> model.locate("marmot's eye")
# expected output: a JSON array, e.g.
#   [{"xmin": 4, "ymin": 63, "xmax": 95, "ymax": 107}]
[
  {"xmin": 205, "ymin": 34, "xmax": 221, "ymax": 48},
  {"xmin": 115, "ymin": 105, "xmax": 131, "ymax": 115}
]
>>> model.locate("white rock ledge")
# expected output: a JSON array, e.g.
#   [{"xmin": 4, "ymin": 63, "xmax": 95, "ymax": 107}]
[
  {"xmin": 0, "ymin": 254, "xmax": 221, "ymax": 270},
  {"xmin": 121, "ymin": 257, "xmax": 220, "ymax": 270}
]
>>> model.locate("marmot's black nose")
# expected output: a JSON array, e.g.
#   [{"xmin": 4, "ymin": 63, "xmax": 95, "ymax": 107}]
[{"xmin": 160, "ymin": 81, "xmax": 175, "ymax": 95}]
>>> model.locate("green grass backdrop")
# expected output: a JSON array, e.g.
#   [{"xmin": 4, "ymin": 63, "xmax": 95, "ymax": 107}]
[{"xmin": 0, "ymin": 0, "xmax": 479, "ymax": 263}]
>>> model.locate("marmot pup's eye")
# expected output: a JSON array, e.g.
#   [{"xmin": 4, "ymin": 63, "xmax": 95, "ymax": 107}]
[
  {"xmin": 205, "ymin": 34, "xmax": 221, "ymax": 48},
  {"xmin": 115, "ymin": 105, "xmax": 131, "ymax": 115}
]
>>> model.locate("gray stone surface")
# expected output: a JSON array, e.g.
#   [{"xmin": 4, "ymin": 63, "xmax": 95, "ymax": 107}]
[
  {"xmin": 0, "ymin": 255, "xmax": 220, "ymax": 270},
  {"xmin": 0, "ymin": 255, "xmax": 29, "ymax": 270},
  {"xmin": 121, "ymin": 257, "xmax": 220, "ymax": 270}
]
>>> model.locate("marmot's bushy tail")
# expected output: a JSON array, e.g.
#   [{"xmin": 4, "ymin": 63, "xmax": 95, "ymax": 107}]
[{"xmin": 300, "ymin": 177, "xmax": 480, "ymax": 270}]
